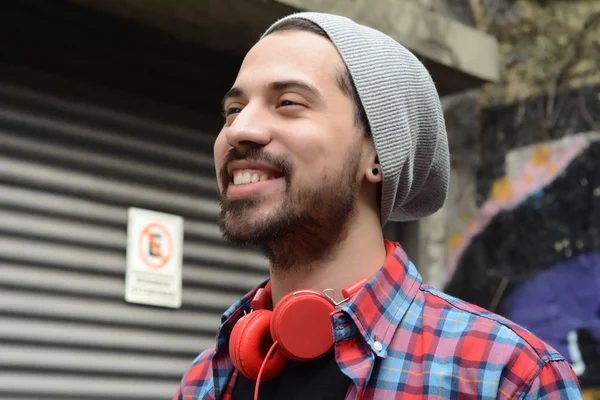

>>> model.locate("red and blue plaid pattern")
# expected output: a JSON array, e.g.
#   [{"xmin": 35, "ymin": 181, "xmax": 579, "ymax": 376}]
[{"xmin": 174, "ymin": 242, "xmax": 582, "ymax": 399}]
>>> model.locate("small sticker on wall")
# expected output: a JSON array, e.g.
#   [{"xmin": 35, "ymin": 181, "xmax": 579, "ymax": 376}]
[{"xmin": 125, "ymin": 207, "xmax": 183, "ymax": 308}]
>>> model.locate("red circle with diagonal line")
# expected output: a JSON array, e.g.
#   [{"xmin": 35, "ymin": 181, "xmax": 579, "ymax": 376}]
[{"xmin": 139, "ymin": 223, "xmax": 172, "ymax": 269}]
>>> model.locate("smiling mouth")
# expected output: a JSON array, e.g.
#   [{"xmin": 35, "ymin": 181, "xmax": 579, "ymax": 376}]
[
  {"xmin": 230, "ymin": 168, "xmax": 284, "ymax": 186},
  {"xmin": 224, "ymin": 167, "xmax": 286, "ymax": 201}
]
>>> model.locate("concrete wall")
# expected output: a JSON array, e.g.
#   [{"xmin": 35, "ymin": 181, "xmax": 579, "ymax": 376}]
[{"xmin": 69, "ymin": 0, "xmax": 498, "ymax": 96}]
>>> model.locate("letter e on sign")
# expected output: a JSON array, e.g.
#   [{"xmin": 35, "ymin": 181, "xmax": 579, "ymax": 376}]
[{"xmin": 125, "ymin": 208, "xmax": 183, "ymax": 308}]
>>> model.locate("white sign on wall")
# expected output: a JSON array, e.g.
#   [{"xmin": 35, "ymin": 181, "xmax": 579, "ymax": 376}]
[{"xmin": 125, "ymin": 207, "xmax": 183, "ymax": 309}]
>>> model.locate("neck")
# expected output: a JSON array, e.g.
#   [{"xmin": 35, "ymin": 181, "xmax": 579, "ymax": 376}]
[{"xmin": 269, "ymin": 209, "xmax": 387, "ymax": 305}]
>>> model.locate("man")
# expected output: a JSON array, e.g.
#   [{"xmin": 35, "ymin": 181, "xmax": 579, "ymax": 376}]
[{"xmin": 175, "ymin": 12, "xmax": 582, "ymax": 400}]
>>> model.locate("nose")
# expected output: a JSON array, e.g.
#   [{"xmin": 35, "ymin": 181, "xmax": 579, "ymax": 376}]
[{"xmin": 225, "ymin": 103, "xmax": 272, "ymax": 149}]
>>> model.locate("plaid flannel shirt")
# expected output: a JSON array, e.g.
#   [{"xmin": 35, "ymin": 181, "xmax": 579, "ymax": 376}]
[{"xmin": 174, "ymin": 241, "xmax": 582, "ymax": 399}]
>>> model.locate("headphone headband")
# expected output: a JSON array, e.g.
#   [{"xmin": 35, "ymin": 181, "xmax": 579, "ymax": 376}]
[{"xmin": 250, "ymin": 277, "xmax": 367, "ymax": 311}]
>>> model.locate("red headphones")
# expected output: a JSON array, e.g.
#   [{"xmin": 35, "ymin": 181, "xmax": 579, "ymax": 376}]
[{"xmin": 229, "ymin": 278, "xmax": 367, "ymax": 382}]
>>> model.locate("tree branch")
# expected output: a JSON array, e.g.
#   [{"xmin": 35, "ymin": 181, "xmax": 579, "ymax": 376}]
[
  {"xmin": 579, "ymin": 88, "xmax": 599, "ymax": 131},
  {"xmin": 544, "ymin": 11, "xmax": 600, "ymax": 131}
]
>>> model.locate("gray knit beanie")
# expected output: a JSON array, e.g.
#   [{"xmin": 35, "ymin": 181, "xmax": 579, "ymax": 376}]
[{"xmin": 263, "ymin": 12, "xmax": 450, "ymax": 225}]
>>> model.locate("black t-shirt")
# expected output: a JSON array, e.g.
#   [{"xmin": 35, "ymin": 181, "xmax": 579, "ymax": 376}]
[{"xmin": 231, "ymin": 350, "xmax": 351, "ymax": 400}]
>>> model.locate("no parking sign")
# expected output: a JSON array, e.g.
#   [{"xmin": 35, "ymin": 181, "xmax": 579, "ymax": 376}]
[{"xmin": 125, "ymin": 207, "xmax": 183, "ymax": 308}]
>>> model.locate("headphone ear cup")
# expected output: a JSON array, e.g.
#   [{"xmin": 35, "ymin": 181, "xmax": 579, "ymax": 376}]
[
  {"xmin": 229, "ymin": 310, "xmax": 288, "ymax": 381},
  {"xmin": 271, "ymin": 292, "xmax": 336, "ymax": 361}
]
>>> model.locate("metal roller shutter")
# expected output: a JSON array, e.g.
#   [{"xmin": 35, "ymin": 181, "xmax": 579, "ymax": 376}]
[{"xmin": 0, "ymin": 72, "xmax": 268, "ymax": 399}]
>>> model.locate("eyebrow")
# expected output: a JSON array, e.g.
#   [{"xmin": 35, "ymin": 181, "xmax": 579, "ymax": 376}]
[
  {"xmin": 268, "ymin": 80, "xmax": 324, "ymax": 101},
  {"xmin": 222, "ymin": 87, "xmax": 244, "ymax": 110},
  {"xmin": 221, "ymin": 80, "xmax": 325, "ymax": 109}
]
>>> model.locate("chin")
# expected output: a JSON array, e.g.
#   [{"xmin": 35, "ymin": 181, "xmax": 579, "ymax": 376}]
[{"xmin": 219, "ymin": 201, "xmax": 282, "ymax": 244}]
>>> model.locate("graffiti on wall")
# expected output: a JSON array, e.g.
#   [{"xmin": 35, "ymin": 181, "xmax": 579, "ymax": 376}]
[
  {"xmin": 501, "ymin": 252, "xmax": 600, "ymax": 386},
  {"xmin": 444, "ymin": 133, "xmax": 600, "ymax": 387},
  {"xmin": 446, "ymin": 133, "xmax": 600, "ymax": 279}
]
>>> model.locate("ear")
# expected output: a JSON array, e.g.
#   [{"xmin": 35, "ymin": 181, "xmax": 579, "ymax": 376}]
[
  {"xmin": 362, "ymin": 136, "xmax": 382, "ymax": 184},
  {"xmin": 365, "ymin": 158, "xmax": 382, "ymax": 183}
]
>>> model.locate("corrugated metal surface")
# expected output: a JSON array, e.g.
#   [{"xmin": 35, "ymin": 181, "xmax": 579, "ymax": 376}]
[{"xmin": 0, "ymin": 75, "xmax": 268, "ymax": 399}]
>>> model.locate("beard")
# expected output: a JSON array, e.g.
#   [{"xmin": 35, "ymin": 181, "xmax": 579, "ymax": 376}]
[{"xmin": 218, "ymin": 146, "xmax": 362, "ymax": 272}]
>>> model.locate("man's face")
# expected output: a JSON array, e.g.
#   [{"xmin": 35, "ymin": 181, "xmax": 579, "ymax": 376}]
[{"xmin": 214, "ymin": 29, "xmax": 368, "ymax": 266}]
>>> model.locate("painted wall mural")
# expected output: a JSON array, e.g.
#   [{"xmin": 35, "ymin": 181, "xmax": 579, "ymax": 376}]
[
  {"xmin": 501, "ymin": 252, "xmax": 600, "ymax": 387},
  {"xmin": 446, "ymin": 133, "xmax": 600, "ymax": 280},
  {"xmin": 444, "ymin": 133, "xmax": 600, "ymax": 387},
  {"xmin": 453, "ymin": 0, "xmax": 600, "ymax": 390}
]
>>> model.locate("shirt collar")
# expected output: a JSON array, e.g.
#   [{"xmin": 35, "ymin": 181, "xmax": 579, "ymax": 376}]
[
  {"xmin": 215, "ymin": 280, "xmax": 266, "ymax": 352},
  {"xmin": 340, "ymin": 240, "xmax": 422, "ymax": 358},
  {"xmin": 214, "ymin": 241, "xmax": 421, "ymax": 357}
]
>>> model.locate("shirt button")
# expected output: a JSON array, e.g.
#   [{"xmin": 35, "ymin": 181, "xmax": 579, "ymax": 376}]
[{"xmin": 373, "ymin": 341, "xmax": 383, "ymax": 352}]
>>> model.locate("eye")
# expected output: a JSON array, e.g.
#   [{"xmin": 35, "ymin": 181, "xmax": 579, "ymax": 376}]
[
  {"xmin": 221, "ymin": 106, "xmax": 243, "ymax": 123},
  {"xmin": 278, "ymin": 99, "xmax": 306, "ymax": 109},
  {"xmin": 223, "ymin": 107, "xmax": 242, "ymax": 117}
]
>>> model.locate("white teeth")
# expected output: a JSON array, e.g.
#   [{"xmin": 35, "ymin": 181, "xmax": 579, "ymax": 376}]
[
  {"xmin": 231, "ymin": 170, "xmax": 272, "ymax": 185},
  {"xmin": 242, "ymin": 172, "xmax": 251, "ymax": 184},
  {"xmin": 233, "ymin": 172, "xmax": 243, "ymax": 185}
]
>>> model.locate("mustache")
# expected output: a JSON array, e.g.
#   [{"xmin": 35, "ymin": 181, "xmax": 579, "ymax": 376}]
[{"xmin": 219, "ymin": 147, "xmax": 293, "ymax": 190}]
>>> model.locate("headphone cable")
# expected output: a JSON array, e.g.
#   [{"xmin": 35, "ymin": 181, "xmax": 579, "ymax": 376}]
[{"xmin": 254, "ymin": 341, "xmax": 279, "ymax": 400}]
